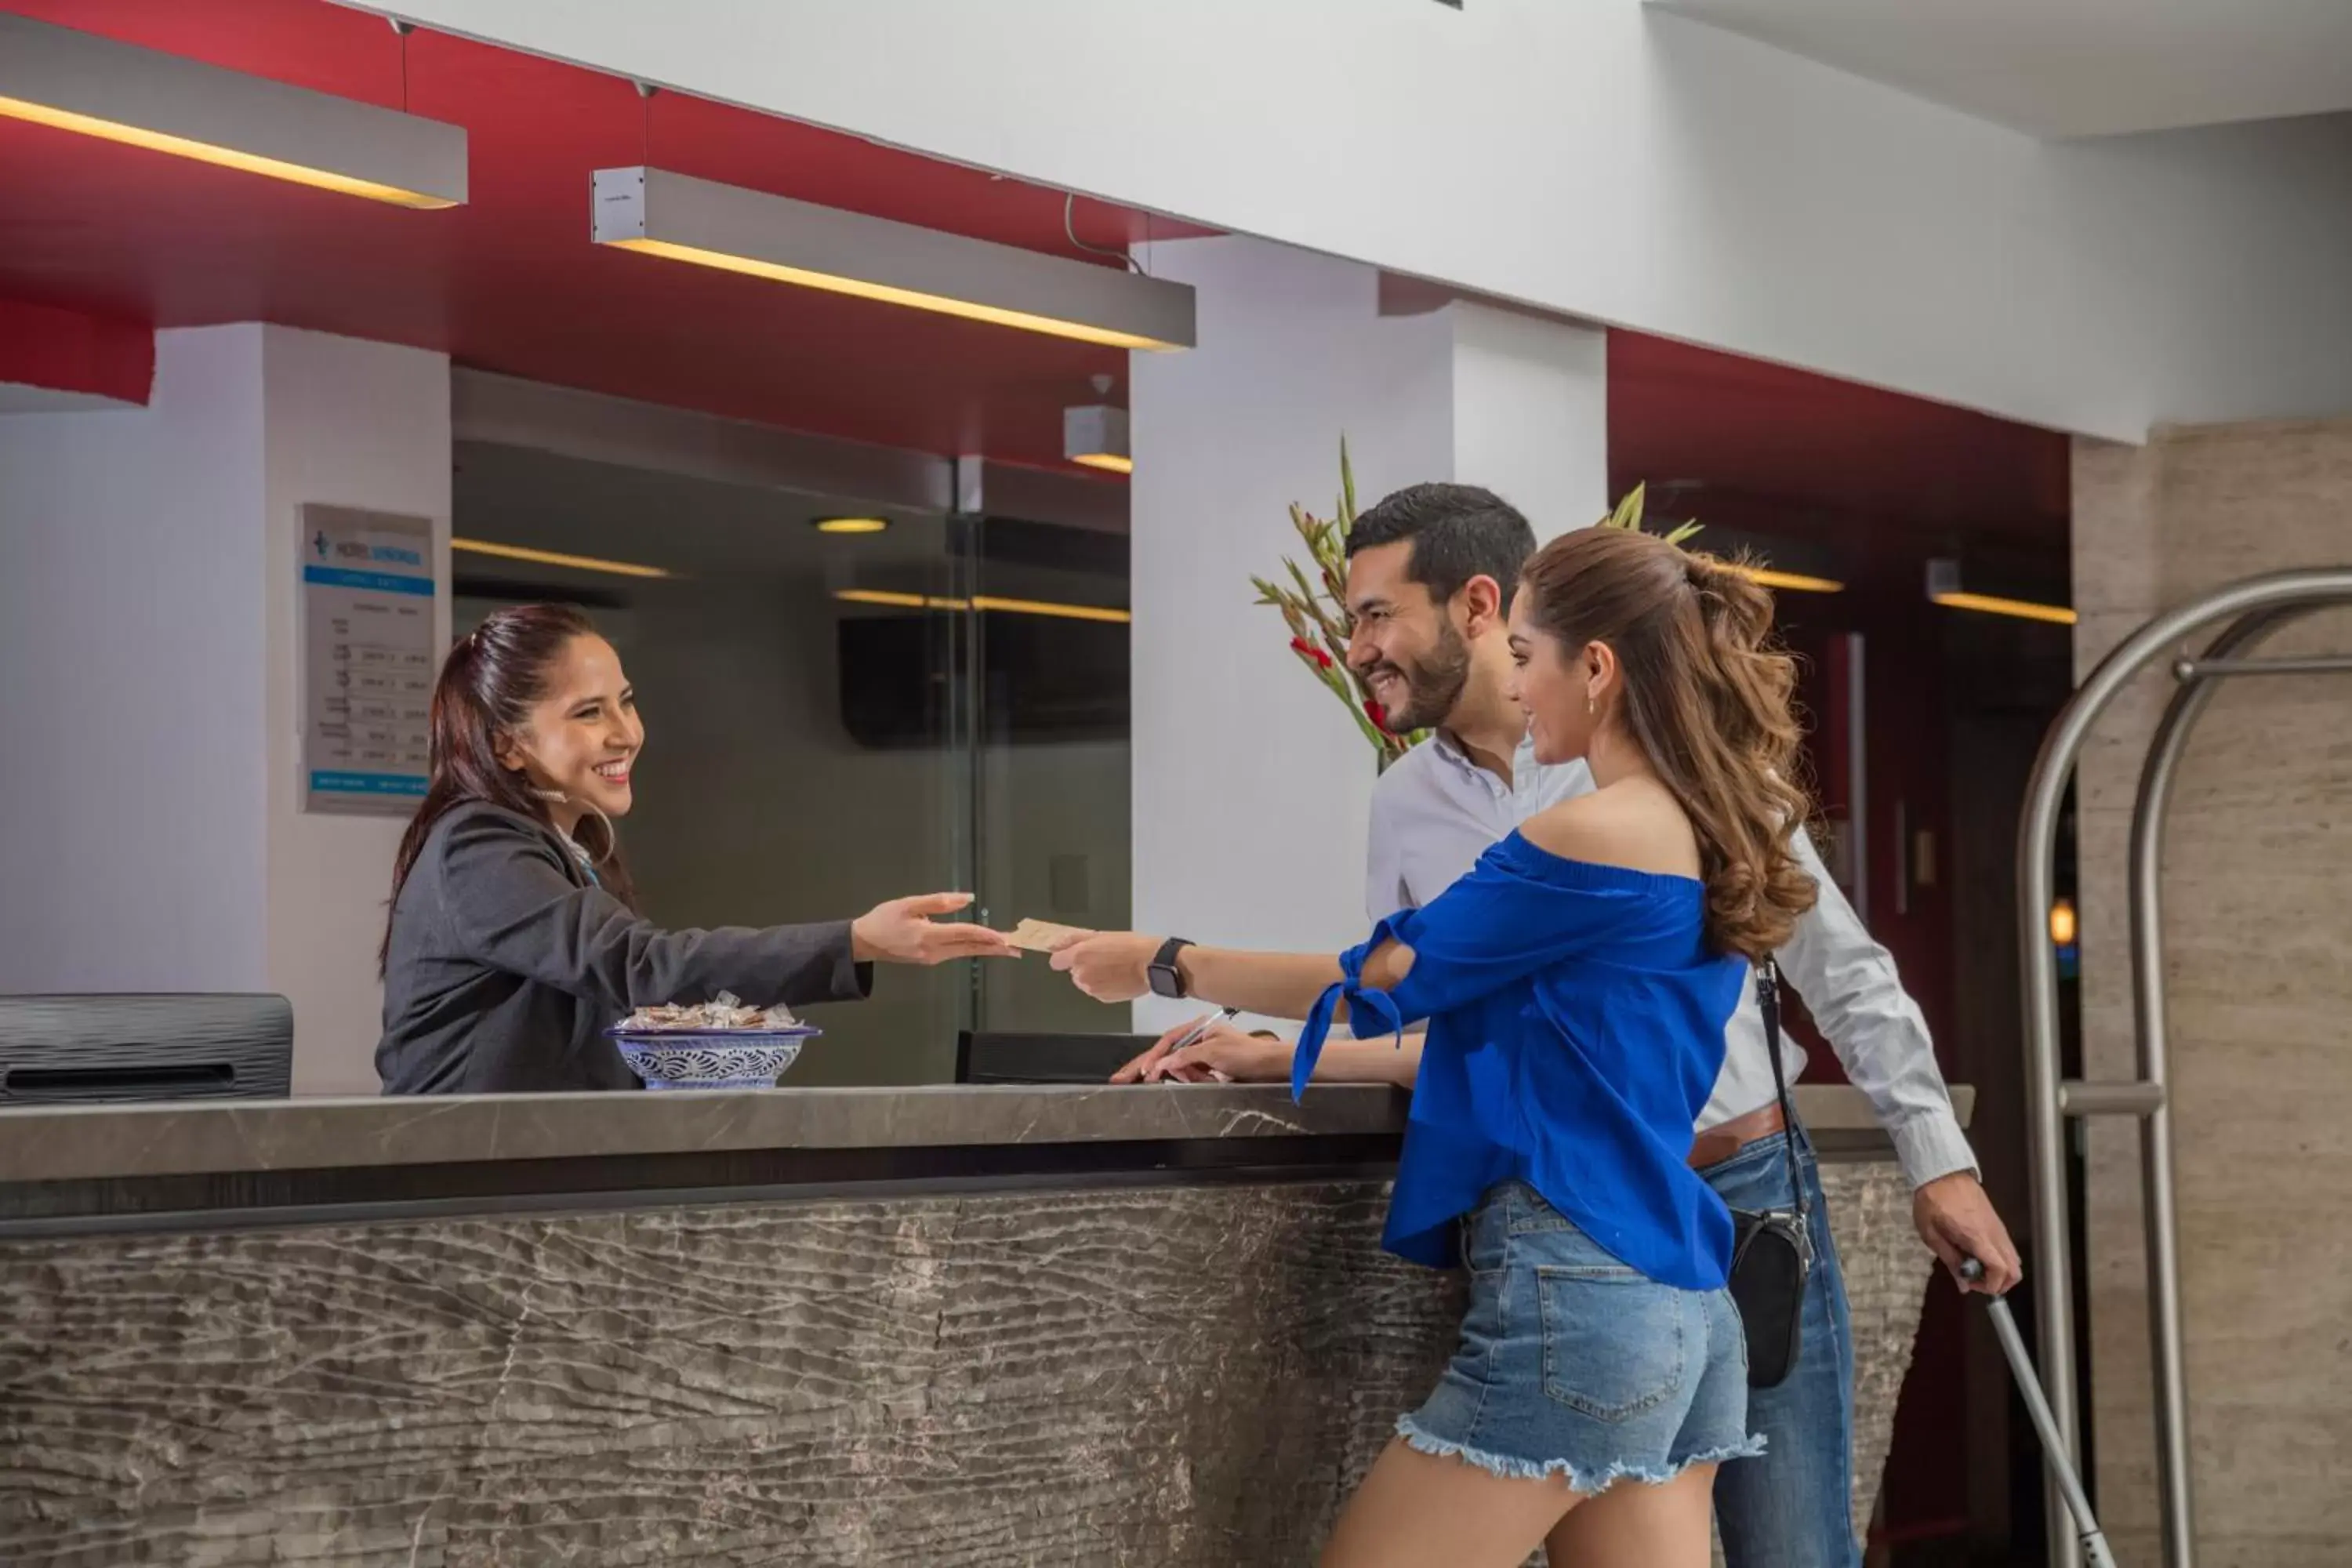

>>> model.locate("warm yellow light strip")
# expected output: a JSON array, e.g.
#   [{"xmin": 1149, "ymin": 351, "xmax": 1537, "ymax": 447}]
[
  {"xmin": 608, "ymin": 237, "xmax": 1184, "ymax": 352},
  {"xmin": 1931, "ymin": 591, "xmax": 2078, "ymax": 626},
  {"xmin": 452, "ymin": 539, "xmax": 673, "ymax": 580},
  {"xmin": 1069, "ymin": 452, "xmax": 1134, "ymax": 475},
  {"xmin": 836, "ymin": 589, "xmax": 962, "ymax": 611},
  {"xmin": 0, "ymin": 93, "xmax": 457, "ymax": 209},
  {"xmin": 814, "ymin": 517, "xmax": 891, "ymax": 535},
  {"xmin": 976, "ymin": 594, "xmax": 1132, "ymax": 624},
  {"xmin": 1729, "ymin": 564, "xmax": 1843, "ymax": 594},
  {"xmin": 833, "ymin": 588, "xmax": 1131, "ymax": 624}
]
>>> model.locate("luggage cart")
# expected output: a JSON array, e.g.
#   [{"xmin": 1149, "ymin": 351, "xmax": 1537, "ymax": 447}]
[{"xmin": 2013, "ymin": 566, "xmax": 2352, "ymax": 1568}]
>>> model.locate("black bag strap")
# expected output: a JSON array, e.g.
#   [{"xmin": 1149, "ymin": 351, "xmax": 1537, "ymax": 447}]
[{"xmin": 1755, "ymin": 959, "xmax": 1809, "ymax": 1220}]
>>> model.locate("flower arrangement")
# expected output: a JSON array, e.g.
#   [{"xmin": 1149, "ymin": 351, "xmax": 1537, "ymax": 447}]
[
  {"xmin": 1250, "ymin": 440, "xmax": 1427, "ymax": 766},
  {"xmin": 1253, "ymin": 441, "xmax": 1699, "ymax": 768}
]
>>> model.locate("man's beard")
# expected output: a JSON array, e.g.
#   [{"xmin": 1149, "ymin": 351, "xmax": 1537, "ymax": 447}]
[{"xmin": 1364, "ymin": 621, "xmax": 1472, "ymax": 733}]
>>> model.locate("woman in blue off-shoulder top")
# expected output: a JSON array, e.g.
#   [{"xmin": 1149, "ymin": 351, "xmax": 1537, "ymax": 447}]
[{"xmin": 1054, "ymin": 524, "xmax": 1818, "ymax": 1568}]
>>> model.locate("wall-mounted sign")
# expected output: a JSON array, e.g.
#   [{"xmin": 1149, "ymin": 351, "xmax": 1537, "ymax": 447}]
[{"xmin": 298, "ymin": 504, "xmax": 437, "ymax": 816}]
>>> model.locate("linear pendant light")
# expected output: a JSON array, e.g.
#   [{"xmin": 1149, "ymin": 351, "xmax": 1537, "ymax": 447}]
[
  {"xmin": 0, "ymin": 15, "xmax": 467, "ymax": 209},
  {"xmin": 593, "ymin": 166, "xmax": 1194, "ymax": 351},
  {"xmin": 1730, "ymin": 564, "xmax": 1843, "ymax": 595},
  {"xmin": 1687, "ymin": 524, "xmax": 1844, "ymax": 595},
  {"xmin": 452, "ymin": 539, "xmax": 671, "ymax": 579},
  {"xmin": 1063, "ymin": 404, "xmax": 1133, "ymax": 474},
  {"xmin": 834, "ymin": 589, "xmax": 1131, "ymax": 625},
  {"xmin": 1926, "ymin": 558, "xmax": 2076, "ymax": 626}
]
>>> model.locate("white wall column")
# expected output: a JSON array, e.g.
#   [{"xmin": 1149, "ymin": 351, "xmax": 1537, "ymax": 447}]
[
  {"xmin": 0, "ymin": 327, "xmax": 273, "ymax": 997},
  {"xmin": 0, "ymin": 325, "xmax": 450, "ymax": 1093},
  {"xmin": 1127, "ymin": 236, "xmax": 1604, "ymax": 1032},
  {"xmin": 260, "ymin": 328, "xmax": 453, "ymax": 1094}
]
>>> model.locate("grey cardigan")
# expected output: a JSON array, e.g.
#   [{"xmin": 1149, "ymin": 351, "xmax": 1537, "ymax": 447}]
[{"xmin": 376, "ymin": 801, "xmax": 869, "ymax": 1094}]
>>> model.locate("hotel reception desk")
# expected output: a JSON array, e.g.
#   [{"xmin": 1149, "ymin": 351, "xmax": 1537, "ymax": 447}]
[{"xmin": 0, "ymin": 1081, "xmax": 1964, "ymax": 1565}]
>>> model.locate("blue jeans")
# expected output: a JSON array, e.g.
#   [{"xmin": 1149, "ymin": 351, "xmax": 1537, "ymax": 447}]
[{"xmin": 1700, "ymin": 1130, "xmax": 1859, "ymax": 1568}]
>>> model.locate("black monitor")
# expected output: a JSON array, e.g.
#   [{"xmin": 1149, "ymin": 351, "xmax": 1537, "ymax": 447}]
[
  {"xmin": 0, "ymin": 994, "xmax": 294, "ymax": 1104},
  {"xmin": 954, "ymin": 1030, "xmax": 1158, "ymax": 1085}
]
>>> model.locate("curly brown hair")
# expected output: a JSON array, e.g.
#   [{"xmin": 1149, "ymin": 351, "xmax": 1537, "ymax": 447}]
[{"xmin": 1517, "ymin": 526, "xmax": 1816, "ymax": 960}]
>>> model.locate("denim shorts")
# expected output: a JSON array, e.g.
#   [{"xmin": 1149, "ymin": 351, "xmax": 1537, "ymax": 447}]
[{"xmin": 1396, "ymin": 1181, "xmax": 1765, "ymax": 1493}]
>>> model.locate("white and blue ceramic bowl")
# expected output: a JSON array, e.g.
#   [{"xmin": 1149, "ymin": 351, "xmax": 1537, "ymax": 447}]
[{"xmin": 606, "ymin": 1027, "xmax": 819, "ymax": 1090}]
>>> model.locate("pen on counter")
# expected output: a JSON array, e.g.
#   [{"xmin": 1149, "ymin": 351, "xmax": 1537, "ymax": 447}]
[{"xmin": 1166, "ymin": 1006, "xmax": 1241, "ymax": 1056}]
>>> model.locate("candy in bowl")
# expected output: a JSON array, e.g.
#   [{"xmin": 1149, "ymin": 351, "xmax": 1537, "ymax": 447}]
[{"xmin": 606, "ymin": 996, "xmax": 819, "ymax": 1090}]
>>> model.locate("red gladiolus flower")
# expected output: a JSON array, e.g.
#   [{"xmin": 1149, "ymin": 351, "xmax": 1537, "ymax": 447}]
[
  {"xmin": 1290, "ymin": 635, "xmax": 1335, "ymax": 670},
  {"xmin": 1364, "ymin": 698, "xmax": 1393, "ymax": 735}
]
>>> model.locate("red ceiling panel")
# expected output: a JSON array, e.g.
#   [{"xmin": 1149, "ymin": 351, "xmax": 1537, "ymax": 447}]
[
  {"xmin": 0, "ymin": 0, "xmax": 2065, "ymax": 554},
  {"xmin": 0, "ymin": 0, "xmax": 1186, "ymax": 468},
  {"xmin": 0, "ymin": 296, "xmax": 154, "ymax": 402}
]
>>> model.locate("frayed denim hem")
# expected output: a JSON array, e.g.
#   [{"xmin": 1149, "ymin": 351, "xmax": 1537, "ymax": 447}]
[{"xmin": 1395, "ymin": 1415, "xmax": 1767, "ymax": 1495}]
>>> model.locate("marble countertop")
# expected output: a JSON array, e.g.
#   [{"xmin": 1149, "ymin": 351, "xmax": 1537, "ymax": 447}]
[{"xmin": 0, "ymin": 1083, "xmax": 1965, "ymax": 1187}]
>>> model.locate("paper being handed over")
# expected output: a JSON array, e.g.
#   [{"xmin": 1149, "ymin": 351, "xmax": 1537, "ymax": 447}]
[{"xmin": 1002, "ymin": 917, "xmax": 1092, "ymax": 954}]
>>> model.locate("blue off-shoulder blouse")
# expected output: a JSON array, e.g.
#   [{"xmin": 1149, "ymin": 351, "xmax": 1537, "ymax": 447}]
[{"xmin": 1295, "ymin": 830, "xmax": 1748, "ymax": 1291}]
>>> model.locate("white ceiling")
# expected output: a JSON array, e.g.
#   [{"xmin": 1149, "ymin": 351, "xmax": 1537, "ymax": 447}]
[{"xmin": 1650, "ymin": 0, "xmax": 2352, "ymax": 137}]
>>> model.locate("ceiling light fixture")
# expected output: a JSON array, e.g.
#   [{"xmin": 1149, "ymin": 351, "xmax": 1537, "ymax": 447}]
[
  {"xmin": 1926, "ymin": 558, "xmax": 2076, "ymax": 626},
  {"xmin": 452, "ymin": 539, "xmax": 672, "ymax": 579},
  {"xmin": 592, "ymin": 167, "xmax": 1194, "ymax": 351},
  {"xmin": 1063, "ymin": 403, "xmax": 1132, "ymax": 474},
  {"xmin": 0, "ymin": 15, "xmax": 467, "ymax": 209},
  {"xmin": 813, "ymin": 517, "xmax": 891, "ymax": 535},
  {"xmin": 975, "ymin": 593, "xmax": 1131, "ymax": 625},
  {"xmin": 1683, "ymin": 524, "xmax": 1845, "ymax": 596},
  {"xmin": 833, "ymin": 588, "xmax": 1130, "ymax": 625},
  {"xmin": 1728, "ymin": 564, "xmax": 1843, "ymax": 595}
]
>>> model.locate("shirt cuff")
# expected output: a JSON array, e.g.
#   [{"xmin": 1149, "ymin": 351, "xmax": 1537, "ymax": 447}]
[{"xmin": 1889, "ymin": 1107, "xmax": 1980, "ymax": 1190}]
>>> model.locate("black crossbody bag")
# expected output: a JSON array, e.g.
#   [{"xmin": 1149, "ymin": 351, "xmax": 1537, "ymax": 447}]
[{"xmin": 1726, "ymin": 959, "xmax": 1813, "ymax": 1388}]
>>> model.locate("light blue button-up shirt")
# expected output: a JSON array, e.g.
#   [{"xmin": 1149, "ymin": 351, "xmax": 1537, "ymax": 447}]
[{"xmin": 1365, "ymin": 731, "xmax": 1976, "ymax": 1189}]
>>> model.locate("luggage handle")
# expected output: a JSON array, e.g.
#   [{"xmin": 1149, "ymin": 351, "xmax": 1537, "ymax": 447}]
[{"xmin": 1962, "ymin": 1258, "xmax": 2122, "ymax": 1568}]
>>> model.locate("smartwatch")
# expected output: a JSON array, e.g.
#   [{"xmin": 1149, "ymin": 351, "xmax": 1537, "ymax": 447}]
[{"xmin": 1147, "ymin": 938, "xmax": 1196, "ymax": 1000}]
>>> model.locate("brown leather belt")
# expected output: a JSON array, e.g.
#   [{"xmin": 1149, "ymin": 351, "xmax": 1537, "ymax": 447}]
[{"xmin": 1687, "ymin": 1101, "xmax": 1788, "ymax": 1171}]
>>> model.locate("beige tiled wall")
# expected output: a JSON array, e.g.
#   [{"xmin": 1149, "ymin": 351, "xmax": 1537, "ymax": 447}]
[{"xmin": 2071, "ymin": 420, "xmax": 2352, "ymax": 1567}]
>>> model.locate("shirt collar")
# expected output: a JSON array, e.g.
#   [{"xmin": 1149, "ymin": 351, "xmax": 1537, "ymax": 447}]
[
  {"xmin": 1432, "ymin": 727, "xmax": 1539, "ymax": 779},
  {"xmin": 1421, "ymin": 728, "xmax": 1534, "ymax": 789}
]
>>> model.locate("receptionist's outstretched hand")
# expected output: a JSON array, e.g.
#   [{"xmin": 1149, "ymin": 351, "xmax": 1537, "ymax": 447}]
[{"xmin": 851, "ymin": 894, "xmax": 1019, "ymax": 966}]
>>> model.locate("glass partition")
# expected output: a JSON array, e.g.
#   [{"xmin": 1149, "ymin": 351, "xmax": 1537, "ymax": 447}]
[{"xmin": 450, "ymin": 440, "xmax": 1132, "ymax": 1083}]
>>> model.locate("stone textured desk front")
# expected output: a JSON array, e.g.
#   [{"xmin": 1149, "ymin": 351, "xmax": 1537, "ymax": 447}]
[{"xmin": 0, "ymin": 1083, "xmax": 1962, "ymax": 1566}]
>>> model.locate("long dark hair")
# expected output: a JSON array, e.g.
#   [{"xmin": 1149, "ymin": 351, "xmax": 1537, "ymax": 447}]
[
  {"xmin": 1517, "ymin": 527, "xmax": 1815, "ymax": 961},
  {"xmin": 381, "ymin": 604, "xmax": 637, "ymax": 971}
]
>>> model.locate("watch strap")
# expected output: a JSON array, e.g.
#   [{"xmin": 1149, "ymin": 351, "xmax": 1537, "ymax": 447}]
[{"xmin": 1150, "ymin": 937, "xmax": 1195, "ymax": 999}]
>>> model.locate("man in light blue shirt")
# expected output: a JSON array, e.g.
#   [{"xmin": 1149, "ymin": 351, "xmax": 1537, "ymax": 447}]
[{"xmin": 1123, "ymin": 483, "xmax": 2020, "ymax": 1568}]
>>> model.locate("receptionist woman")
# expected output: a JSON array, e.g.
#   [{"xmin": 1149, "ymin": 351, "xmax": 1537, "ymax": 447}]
[{"xmin": 376, "ymin": 604, "xmax": 1013, "ymax": 1094}]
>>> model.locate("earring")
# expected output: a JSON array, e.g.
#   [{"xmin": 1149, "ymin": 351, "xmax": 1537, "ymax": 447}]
[{"xmin": 1586, "ymin": 691, "xmax": 1596, "ymax": 717}]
